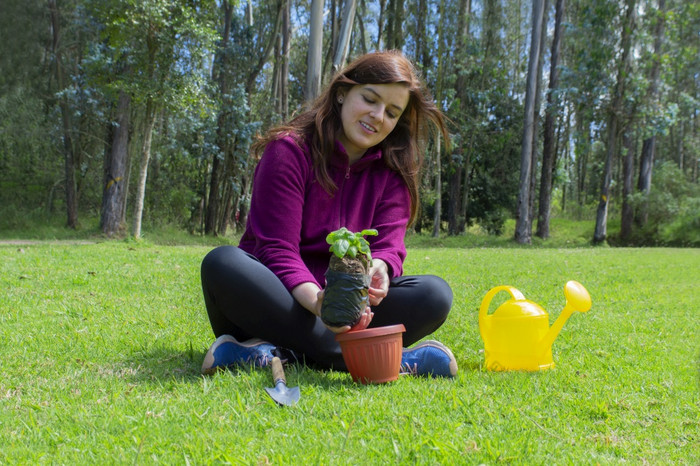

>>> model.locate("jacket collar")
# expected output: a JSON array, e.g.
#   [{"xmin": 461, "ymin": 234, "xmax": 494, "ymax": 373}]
[{"xmin": 331, "ymin": 140, "xmax": 383, "ymax": 171}]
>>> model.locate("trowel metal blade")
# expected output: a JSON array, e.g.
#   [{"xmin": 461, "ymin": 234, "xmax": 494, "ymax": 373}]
[{"xmin": 265, "ymin": 382, "xmax": 300, "ymax": 406}]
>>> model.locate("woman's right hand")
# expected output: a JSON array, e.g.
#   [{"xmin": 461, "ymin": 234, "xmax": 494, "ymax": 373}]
[{"xmin": 294, "ymin": 282, "xmax": 363, "ymax": 331}]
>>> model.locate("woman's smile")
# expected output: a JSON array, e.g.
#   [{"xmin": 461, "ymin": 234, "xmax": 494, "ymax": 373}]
[{"xmin": 359, "ymin": 121, "xmax": 377, "ymax": 133}]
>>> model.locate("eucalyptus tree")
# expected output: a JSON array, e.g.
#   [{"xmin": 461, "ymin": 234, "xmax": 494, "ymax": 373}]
[
  {"xmin": 385, "ymin": 0, "xmax": 406, "ymax": 50},
  {"xmin": 47, "ymin": 0, "xmax": 111, "ymax": 229},
  {"xmin": 48, "ymin": 0, "xmax": 79, "ymax": 228},
  {"xmin": 528, "ymin": 0, "xmax": 549, "ymax": 232},
  {"xmin": 446, "ymin": 0, "xmax": 522, "ymax": 236},
  {"xmin": 305, "ymin": 0, "xmax": 324, "ymax": 101},
  {"xmin": 332, "ymin": 0, "xmax": 357, "ymax": 73},
  {"xmin": 355, "ymin": 0, "xmax": 370, "ymax": 55},
  {"xmin": 323, "ymin": 0, "xmax": 340, "ymax": 81},
  {"xmin": 663, "ymin": 0, "xmax": 699, "ymax": 181},
  {"xmin": 593, "ymin": 0, "xmax": 636, "ymax": 244},
  {"xmin": 536, "ymin": 0, "xmax": 565, "ymax": 239},
  {"xmin": 90, "ymin": 0, "xmax": 218, "ymax": 238},
  {"xmin": 455, "ymin": 0, "xmax": 473, "ymax": 233},
  {"xmin": 271, "ymin": 0, "xmax": 291, "ymax": 118},
  {"xmin": 0, "ymin": 0, "xmax": 62, "ymax": 212},
  {"xmin": 47, "ymin": 0, "xmax": 102, "ymax": 228},
  {"xmin": 444, "ymin": 0, "xmax": 472, "ymax": 236},
  {"xmin": 204, "ymin": 0, "xmax": 234, "ymax": 237},
  {"xmin": 514, "ymin": 0, "xmax": 545, "ymax": 244},
  {"xmin": 206, "ymin": 0, "xmax": 281, "ymax": 236},
  {"xmin": 376, "ymin": 0, "xmax": 387, "ymax": 50},
  {"xmin": 100, "ymin": 91, "xmax": 131, "ymax": 237},
  {"xmin": 560, "ymin": 0, "xmax": 619, "ymax": 211},
  {"xmin": 635, "ymin": 0, "xmax": 667, "ymax": 227},
  {"xmin": 432, "ymin": 0, "xmax": 448, "ymax": 237}
]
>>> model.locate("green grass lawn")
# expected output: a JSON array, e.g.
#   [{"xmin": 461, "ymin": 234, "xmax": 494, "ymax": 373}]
[{"xmin": 1, "ymin": 241, "xmax": 698, "ymax": 464}]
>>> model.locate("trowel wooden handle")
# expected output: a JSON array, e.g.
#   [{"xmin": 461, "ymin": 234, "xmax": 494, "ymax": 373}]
[{"xmin": 271, "ymin": 356, "xmax": 286, "ymax": 385}]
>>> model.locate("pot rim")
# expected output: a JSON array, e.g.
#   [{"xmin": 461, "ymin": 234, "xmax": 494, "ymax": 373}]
[{"xmin": 335, "ymin": 324, "xmax": 406, "ymax": 342}]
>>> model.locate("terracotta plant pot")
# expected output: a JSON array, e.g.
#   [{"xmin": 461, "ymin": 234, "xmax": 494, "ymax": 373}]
[{"xmin": 335, "ymin": 324, "xmax": 406, "ymax": 384}]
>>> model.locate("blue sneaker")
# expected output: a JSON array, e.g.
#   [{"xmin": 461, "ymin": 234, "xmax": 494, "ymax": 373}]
[
  {"xmin": 400, "ymin": 340, "xmax": 458, "ymax": 378},
  {"xmin": 201, "ymin": 335, "xmax": 275, "ymax": 374}
]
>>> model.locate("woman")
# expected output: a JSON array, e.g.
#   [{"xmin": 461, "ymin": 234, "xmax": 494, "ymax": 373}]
[{"xmin": 200, "ymin": 50, "xmax": 457, "ymax": 377}]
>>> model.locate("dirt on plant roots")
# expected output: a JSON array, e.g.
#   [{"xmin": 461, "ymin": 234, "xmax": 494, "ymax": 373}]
[{"xmin": 328, "ymin": 254, "xmax": 370, "ymax": 275}]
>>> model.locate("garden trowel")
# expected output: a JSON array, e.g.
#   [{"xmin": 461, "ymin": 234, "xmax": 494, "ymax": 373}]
[{"xmin": 265, "ymin": 357, "xmax": 300, "ymax": 406}]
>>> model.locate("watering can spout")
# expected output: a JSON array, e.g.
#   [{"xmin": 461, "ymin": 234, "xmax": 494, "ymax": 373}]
[{"xmin": 538, "ymin": 281, "xmax": 592, "ymax": 355}]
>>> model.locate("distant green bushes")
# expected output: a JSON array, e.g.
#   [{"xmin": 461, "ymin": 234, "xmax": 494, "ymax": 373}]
[{"xmin": 621, "ymin": 162, "xmax": 700, "ymax": 246}]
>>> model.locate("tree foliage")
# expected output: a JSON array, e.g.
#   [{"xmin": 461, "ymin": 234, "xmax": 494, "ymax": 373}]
[{"xmin": 0, "ymin": 0, "xmax": 696, "ymax": 245}]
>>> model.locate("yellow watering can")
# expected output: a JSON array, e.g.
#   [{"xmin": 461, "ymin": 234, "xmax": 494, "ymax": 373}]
[{"xmin": 479, "ymin": 281, "xmax": 592, "ymax": 371}]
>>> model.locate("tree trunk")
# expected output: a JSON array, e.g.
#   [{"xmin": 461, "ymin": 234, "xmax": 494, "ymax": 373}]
[
  {"xmin": 245, "ymin": 0, "xmax": 253, "ymax": 27},
  {"xmin": 460, "ymin": 150, "xmax": 471, "ymax": 232},
  {"xmin": 323, "ymin": 0, "xmax": 339, "ymax": 82},
  {"xmin": 692, "ymin": 110, "xmax": 698, "ymax": 183},
  {"xmin": 357, "ymin": 0, "xmax": 368, "ymax": 55},
  {"xmin": 332, "ymin": 0, "xmax": 357, "ymax": 74},
  {"xmin": 205, "ymin": 1, "xmax": 233, "ymax": 236},
  {"xmin": 594, "ymin": 0, "xmax": 636, "ymax": 244},
  {"xmin": 561, "ymin": 104, "xmax": 572, "ymax": 213},
  {"xmin": 386, "ymin": 0, "xmax": 396, "ymax": 49},
  {"xmin": 529, "ymin": 0, "xmax": 548, "ymax": 230},
  {"xmin": 272, "ymin": 34, "xmax": 281, "ymax": 113},
  {"xmin": 536, "ymin": 0, "xmax": 565, "ymax": 239},
  {"xmin": 246, "ymin": 1, "xmax": 283, "ymax": 96},
  {"xmin": 49, "ymin": 0, "xmax": 78, "ymax": 229},
  {"xmin": 280, "ymin": 0, "xmax": 290, "ymax": 118},
  {"xmin": 432, "ymin": 136, "xmax": 442, "ymax": 238},
  {"xmin": 415, "ymin": 0, "xmax": 427, "ymax": 74},
  {"xmin": 454, "ymin": 0, "xmax": 472, "ymax": 97},
  {"xmin": 514, "ymin": 0, "xmax": 545, "ymax": 244},
  {"xmin": 101, "ymin": 91, "xmax": 131, "ymax": 237},
  {"xmin": 390, "ymin": 0, "xmax": 405, "ymax": 50},
  {"xmin": 620, "ymin": 129, "xmax": 636, "ymax": 240},
  {"xmin": 377, "ymin": 0, "xmax": 387, "ymax": 50},
  {"xmin": 305, "ymin": 0, "xmax": 324, "ymax": 102},
  {"xmin": 447, "ymin": 162, "xmax": 462, "ymax": 235},
  {"xmin": 636, "ymin": 0, "xmax": 666, "ymax": 227},
  {"xmin": 431, "ymin": 0, "xmax": 447, "ymax": 238},
  {"xmin": 132, "ymin": 99, "xmax": 157, "ymax": 239},
  {"xmin": 456, "ymin": 0, "xmax": 472, "ymax": 232}
]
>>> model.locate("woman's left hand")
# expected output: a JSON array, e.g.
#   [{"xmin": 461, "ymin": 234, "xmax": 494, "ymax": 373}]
[{"xmin": 367, "ymin": 258, "xmax": 390, "ymax": 307}]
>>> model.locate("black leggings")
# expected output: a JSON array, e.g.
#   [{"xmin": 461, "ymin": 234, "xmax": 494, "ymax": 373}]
[{"xmin": 200, "ymin": 246, "xmax": 453, "ymax": 370}]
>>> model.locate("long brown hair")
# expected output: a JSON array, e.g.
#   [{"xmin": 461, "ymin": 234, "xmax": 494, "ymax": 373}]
[{"xmin": 251, "ymin": 50, "xmax": 449, "ymax": 225}]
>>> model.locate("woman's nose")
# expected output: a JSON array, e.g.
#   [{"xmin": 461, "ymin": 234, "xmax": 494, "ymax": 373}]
[{"xmin": 369, "ymin": 106, "xmax": 384, "ymax": 122}]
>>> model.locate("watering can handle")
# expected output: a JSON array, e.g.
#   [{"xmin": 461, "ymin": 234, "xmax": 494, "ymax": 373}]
[{"xmin": 479, "ymin": 286, "xmax": 526, "ymax": 327}]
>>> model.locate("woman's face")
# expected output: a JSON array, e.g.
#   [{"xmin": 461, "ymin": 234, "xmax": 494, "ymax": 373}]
[{"xmin": 337, "ymin": 83, "xmax": 410, "ymax": 163}]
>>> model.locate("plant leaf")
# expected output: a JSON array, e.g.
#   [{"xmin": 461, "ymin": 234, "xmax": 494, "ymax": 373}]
[{"xmin": 336, "ymin": 239, "xmax": 349, "ymax": 257}]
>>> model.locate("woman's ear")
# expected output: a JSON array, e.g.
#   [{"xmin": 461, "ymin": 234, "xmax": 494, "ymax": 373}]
[{"xmin": 336, "ymin": 89, "xmax": 346, "ymax": 104}]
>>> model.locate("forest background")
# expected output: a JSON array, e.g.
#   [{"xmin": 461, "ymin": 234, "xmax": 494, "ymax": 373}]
[{"xmin": 0, "ymin": 0, "xmax": 698, "ymax": 246}]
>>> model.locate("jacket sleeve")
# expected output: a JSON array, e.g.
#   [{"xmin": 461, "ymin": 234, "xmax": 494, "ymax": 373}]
[
  {"xmin": 368, "ymin": 171, "xmax": 410, "ymax": 279},
  {"xmin": 245, "ymin": 138, "xmax": 319, "ymax": 290}
]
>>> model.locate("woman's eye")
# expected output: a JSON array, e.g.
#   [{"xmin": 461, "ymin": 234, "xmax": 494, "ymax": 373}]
[
  {"xmin": 362, "ymin": 95, "xmax": 375, "ymax": 104},
  {"xmin": 387, "ymin": 111, "xmax": 397, "ymax": 119}
]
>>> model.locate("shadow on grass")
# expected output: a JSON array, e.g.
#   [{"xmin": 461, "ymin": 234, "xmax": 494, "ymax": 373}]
[
  {"xmin": 115, "ymin": 346, "xmax": 360, "ymax": 389},
  {"xmin": 114, "ymin": 347, "xmax": 206, "ymax": 384}
]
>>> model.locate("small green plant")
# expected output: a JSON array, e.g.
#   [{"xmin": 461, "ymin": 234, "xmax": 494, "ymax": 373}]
[{"xmin": 326, "ymin": 227, "xmax": 378, "ymax": 261}]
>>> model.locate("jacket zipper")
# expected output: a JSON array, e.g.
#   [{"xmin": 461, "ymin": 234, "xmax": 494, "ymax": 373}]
[{"xmin": 337, "ymin": 166, "xmax": 351, "ymax": 229}]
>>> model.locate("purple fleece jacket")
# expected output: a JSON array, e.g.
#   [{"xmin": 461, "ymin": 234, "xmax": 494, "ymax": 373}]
[{"xmin": 239, "ymin": 135, "xmax": 410, "ymax": 292}]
